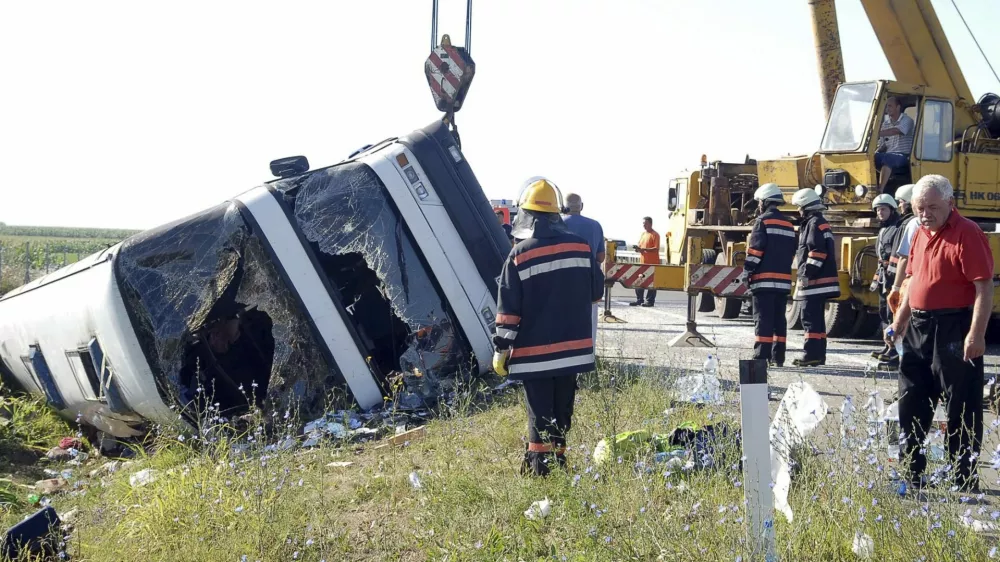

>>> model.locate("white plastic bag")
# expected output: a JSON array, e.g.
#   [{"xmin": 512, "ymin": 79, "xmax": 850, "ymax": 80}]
[
  {"xmin": 769, "ymin": 381, "xmax": 829, "ymax": 522},
  {"xmin": 524, "ymin": 498, "xmax": 551, "ymax": 520}
]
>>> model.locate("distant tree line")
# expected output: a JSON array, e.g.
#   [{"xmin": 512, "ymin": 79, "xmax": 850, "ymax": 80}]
[{"xmin": 0, "ymin": 225, "xmax": 140, "ymax": 240}]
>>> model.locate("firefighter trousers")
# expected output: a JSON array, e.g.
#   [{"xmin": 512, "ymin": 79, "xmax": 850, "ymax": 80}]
[
  {"xmin": 751, "ymin": 292, "xmax": 787, "ymax": 365},
  {"xmin": 878, "ymin": 291, "xmax": 896, "ymax": 356},
  {"xmin": 899, "ymin": 307, "xmax": 983, "ymax": 488},
  {"xmin": 800, "ymin": 297, "xmax": 827, "ymax": 362},
  {"xmin": 522, "ymin": 375, "xmax": 578, "ymax": 476}
]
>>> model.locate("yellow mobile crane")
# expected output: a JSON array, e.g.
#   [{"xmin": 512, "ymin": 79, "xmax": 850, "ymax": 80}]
[{"xmin": 606, "ymin": 0, "xmax": 1000, "ymax": 346}]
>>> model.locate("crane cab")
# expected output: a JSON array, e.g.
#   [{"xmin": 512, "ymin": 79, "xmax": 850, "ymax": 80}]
[{"xmin": 759, "ymin": 80, "xmax": 1000, "ymax": 222}]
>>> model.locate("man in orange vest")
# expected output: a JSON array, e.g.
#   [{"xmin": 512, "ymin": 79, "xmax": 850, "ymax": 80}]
[{"xmin": 629, "ymin": 216, "xmax": 661, "ymax": 307}]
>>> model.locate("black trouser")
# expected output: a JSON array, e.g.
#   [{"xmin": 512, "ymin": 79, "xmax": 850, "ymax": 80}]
[
  {"xmin": 752, "ymin": 292, "xmax": 787, "ymax": 365},
  {"xmin": 634, "ymin": 288, "xmax": 656, "ymax": 305},
  {"xmin": 522, "ymin": 375, "xmax": 578, "ymax": 475},
  {"xmin": 799, "ymin": 297, "xmax": 827, "ymax": 362},
  {"xmin": 899, "ymin": 307, "xmax": 983, "ymax": 487}
]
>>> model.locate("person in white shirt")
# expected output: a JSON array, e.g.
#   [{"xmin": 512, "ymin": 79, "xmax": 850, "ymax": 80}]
[{"xmin": 875, "ymin": 97, "xmax": 915, "ymax": 194}]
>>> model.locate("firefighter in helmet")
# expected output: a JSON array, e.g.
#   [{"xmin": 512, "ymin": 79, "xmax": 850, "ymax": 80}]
[
  {"xmin": 869, "ymin": 193, "xmax": 903, "ymax": 366},
  {"xmin": 492, "ymin": 177, "xmax": 605, "ymax": 476},
  {"xmin": 743, "ymin": 183, "xmax": 796, "ymax": 366},
  {"xmin": 791, "ymin": 187, "xmax": 841, "ymax": 367}
]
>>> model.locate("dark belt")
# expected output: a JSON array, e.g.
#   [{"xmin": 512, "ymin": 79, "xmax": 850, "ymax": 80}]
[{"xmin": 911, "ymin": 306, "xmax": 972, "ymax": 318}]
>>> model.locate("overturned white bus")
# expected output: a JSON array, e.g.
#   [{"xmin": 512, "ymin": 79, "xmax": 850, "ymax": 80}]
[{"xmin": 0, "ymin": 121, "xmax": 511, "ymax": 437}]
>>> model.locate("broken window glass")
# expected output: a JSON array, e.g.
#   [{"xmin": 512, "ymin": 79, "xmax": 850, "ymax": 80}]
[
  {"xmin": 273, "ymin": 162, "xmax": 472, "ymax": 409},
  {"xmin": 114, "ymin": 202, "xmax": 340, "ymax": 421}
]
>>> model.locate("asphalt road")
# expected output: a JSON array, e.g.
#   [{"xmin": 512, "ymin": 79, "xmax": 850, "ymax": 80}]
[{"xmin": 596, "ymin": 287, "xmax": 1000, "ymax": 491}]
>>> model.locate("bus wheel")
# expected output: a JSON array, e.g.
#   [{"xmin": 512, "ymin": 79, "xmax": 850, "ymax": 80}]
[
  {"xmin": 698, "ymin": 249, "xmax": 717, "ymax": 312},
  {"xmin": 825, "ymin": 300, "xmax": 857, "ymax": 339}
]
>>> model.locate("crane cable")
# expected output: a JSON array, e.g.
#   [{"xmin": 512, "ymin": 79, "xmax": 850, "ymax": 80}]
[{"xmin": 949, "ymin": 0, "xmax": 1000, "ymax": 87}]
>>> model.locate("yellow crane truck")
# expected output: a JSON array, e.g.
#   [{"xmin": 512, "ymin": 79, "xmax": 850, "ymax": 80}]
[{"xmin": 606, "ymin": 0, "xmax": 1000, "ymax": 345}]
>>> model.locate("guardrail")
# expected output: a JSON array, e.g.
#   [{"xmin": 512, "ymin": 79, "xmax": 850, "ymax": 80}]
[{"xmin": 613, "ymin": 250, "xmax": 664, "ymax": 265}]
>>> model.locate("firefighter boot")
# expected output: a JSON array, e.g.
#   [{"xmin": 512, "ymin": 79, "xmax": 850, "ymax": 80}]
[{"xmin": 521, "ymin": 447, "xmax": 554, "ymax": 477}]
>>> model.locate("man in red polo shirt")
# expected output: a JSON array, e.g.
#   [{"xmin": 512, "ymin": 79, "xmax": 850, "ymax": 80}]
[{"xmin": 886, "ymin": 174, "xmax": 994, "ymax": 491}]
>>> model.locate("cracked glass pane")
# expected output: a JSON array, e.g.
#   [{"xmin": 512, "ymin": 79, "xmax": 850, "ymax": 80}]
[
  {"xmin": 114, "ymin": 202, "xmax": 340, "ymax": 420},
  {"xmin": 274, "ymin": 161, "xmax": 471, "ymax": 407}
]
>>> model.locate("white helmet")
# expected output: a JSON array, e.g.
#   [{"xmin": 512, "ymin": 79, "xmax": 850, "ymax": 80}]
[
  {"xmin": 791, "ymin": 188, "xmax": 823, "ymax": 209},
  {"xmin": 754, "ymin": 183, "xmax": 784, "ymax": 203},
  {"xmin": 871, "ymin": 193, "xmax": 898, "ymax": 210},
  {"xmin": 895, "ymin": 184, "xmax": 915, "ymax": 204}
]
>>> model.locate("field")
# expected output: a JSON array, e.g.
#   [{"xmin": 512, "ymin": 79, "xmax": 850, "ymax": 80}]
[
  {"xmin": 0, "ymin": 355, "xmax": 997, "ymax": 561},
  {"xmin": 0, "ymin": 225, "xmax": 138, "ymax": 294}
]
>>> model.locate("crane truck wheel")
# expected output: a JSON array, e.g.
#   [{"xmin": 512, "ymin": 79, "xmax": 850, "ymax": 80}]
[
  {"xmin": 824, "ymin": 300, "xmax": 857, "ymax": 339},
  {"xmin": 785, "ymin": 299, "xmax": 803, "ymax": 330},
  {"xmin": 713, "ymin": 252, "xmax": 742, "ymax": 319},
  {"xmin": 698, "ymin": 249, "xmax": 717, "ymax": 312},
  {"xmin": 849, "ymin": 309, "xmax": 881, "ymax": 339}
]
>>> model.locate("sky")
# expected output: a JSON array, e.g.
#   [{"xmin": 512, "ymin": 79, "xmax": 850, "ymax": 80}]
[{"xmin": 1, "ymin": 0, "xmax": 998, "ymax": 242}]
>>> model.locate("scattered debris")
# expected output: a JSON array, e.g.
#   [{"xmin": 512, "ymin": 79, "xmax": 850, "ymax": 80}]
[
  {"xmin": 33, "ymin": 478, "xmax": 68, "ymax": 495},
  {"xmin": 380, "ymin": 425, "xmax": 427, "ymax": 449},
  {"xmin": 592, "ymin": 423, "xmax": 740, "ymax": 471},
  {"xmin": 0, "ymin": 506, "xmax": 62, "ymax": 560},
  {"xmin": 961, "ymin": 517, "xmax": 1000, "ymax": 533},
  {"xmin": 58, "ymin": 437, "xmax": 81, "ymax": 450},
  {"xmin": 45, "ymin": 447, "xmax": 73, "ymax": 461},
  {"xmin": 59, "ymin": 508, "xmax": 79, "ymax": 526},
  {"xmin": 408, "ymin": 472, "xmax": 423, "ymax": 490},
  {"xmin": 673, "ymin": 358, "xmax": 723, "ymax": 405},
  {"xmin": 129, "ymin": 468, "xmax": 159, "ymax": 488},
  {"xmin": 326, "ymin": 461, "xmax": 354, "ymax": 468},
  {"xmin": 524, "ymin": 497, "xmax": 551, "ymax": 520},
  {"xmin": 852, "ymin": 531, "xmax": 874, "ymax": 558},
  {"xmin": 90, "ymin": 460, "xmax": 122, "ymax": 479}
]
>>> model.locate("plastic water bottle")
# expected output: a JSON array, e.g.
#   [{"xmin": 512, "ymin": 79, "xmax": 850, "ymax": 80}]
[
  {"xmin": 885, "ymin": 400, "xmax": 900, "ymax": 460},
  {"xmin": 841, "ymin": 396, "xmax": 857, "ymax": 450},
  {"xmin": 885, "ymin": 326, "xmax": 904, "ymax": 358},
  {"xmin": 927, "ymin": 404, "xmax": 947, "ymax": 462},
  {"xmin": 703, "ymin": 355, "xmax": 719, "ymax": 378}
]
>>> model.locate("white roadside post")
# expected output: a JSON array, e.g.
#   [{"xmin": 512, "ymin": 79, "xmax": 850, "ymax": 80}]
[{"xmin": 740, "ymin": 359, "xmax": 777, "ymax": 561}]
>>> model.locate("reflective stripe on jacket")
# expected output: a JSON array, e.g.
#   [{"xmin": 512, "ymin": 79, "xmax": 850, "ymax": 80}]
[
  {"xmin": 744, "ymin": 207, "xmax": 796, "ymax": 294},
  {"xmin": 888, "ymin": 214, "xmax": 916, "ymax": 275},
  {"xmin": 874, "ymin": 213, "xmax": 902, "ymax": 287},
  {"xmin": 794, "ymin": 212, "xmax": 841, "ymax": 301},
  {"xmin": 494, "ymin": 227, "xmax": 605, "ymax": 380}
]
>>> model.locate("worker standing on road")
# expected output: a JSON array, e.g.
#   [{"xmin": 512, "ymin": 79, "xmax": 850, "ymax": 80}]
[
  {"xmin": 869, "ymin": 194, "xmax": 903, "ymax": 366},
  {"xmin": 791, "ymin": 188, "xmax": 840, "ymax": 367},
  {"xmin": 742, "ymin": 183, "xmax": 796, "ymax": 366},
  {"xmin": 887, "ymin": 175, "xmax": 993, "ymax": 492},
  {"xmin": 629, "ymin": 217, "xmax": 660, "ymax": 307},
  {"xmin": 562, "ymin": 193, "xmax": 606, "ymax": 344},
  {"xmin": 493, "ymin": 178, "xmax": 605, "ymax": 477},
  {"xmin": 496, "ymin": 209, "xmax": 514, "ymax": 243},
  {"xmin": 887, "ymin": 184, "xmax": 918, "ymax": 315}
]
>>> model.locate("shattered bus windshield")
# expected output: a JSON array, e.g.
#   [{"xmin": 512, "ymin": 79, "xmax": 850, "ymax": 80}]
[
  {"xmin": 820, "ymin": 82, "xmax": 878, "ymax": 152},
  {"xmin": 114, "ymin": 203, "xmax": 341, "ymax": 421},
  {"xmin": 273, "ymin": 162, "xmax": 471, "ymax": 409}
]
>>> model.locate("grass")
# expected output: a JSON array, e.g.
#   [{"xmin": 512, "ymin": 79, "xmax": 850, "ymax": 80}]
[{"xmin": 1, "ymin": 358, "xmax": 998, "ymax": 561}]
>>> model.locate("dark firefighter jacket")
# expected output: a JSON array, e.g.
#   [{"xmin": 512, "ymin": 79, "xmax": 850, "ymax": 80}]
[
  {"xmin": 493, "ymin": 221, "xmax": 604, "ymax": 381},
  {"xmin": 794, "ymin": 211, "xmax": 841, "ymax": 301},
  {"xmin": 889, "ymin": 213, "xmax": 916, "ymax": 276},
  {"xmin": 873, "ymin": 212, "xmax": 902, "ymax": 290},
  {"xmin": 744, "ymin": 206, "xmax": 796, "ymax": 294}
]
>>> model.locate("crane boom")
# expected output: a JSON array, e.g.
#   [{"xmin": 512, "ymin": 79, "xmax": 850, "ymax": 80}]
[
  {"xmin": 860, "ymin": 0, "xmax": 976, "ymax": 128},
  {"xmin": 808, "ymin": 0, "xmax": 847, "ymax": 117}
]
